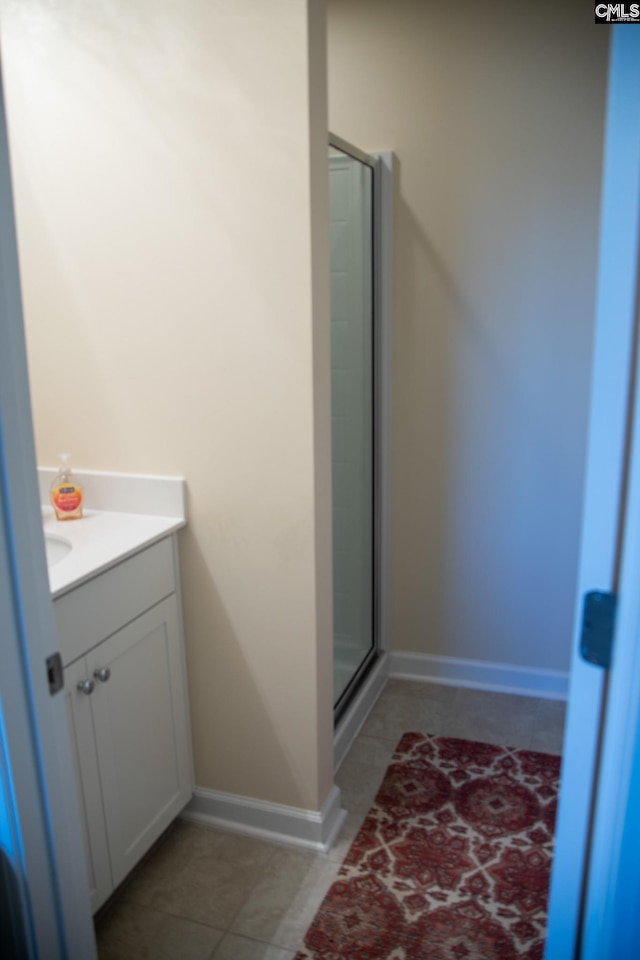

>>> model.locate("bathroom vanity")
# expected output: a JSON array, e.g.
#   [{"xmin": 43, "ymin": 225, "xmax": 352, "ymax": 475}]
[{"xmin": 42, "ymin": 470, "xmax": 193, "ymax": 914}]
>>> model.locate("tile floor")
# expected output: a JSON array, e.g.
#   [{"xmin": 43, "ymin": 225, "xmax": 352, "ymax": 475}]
[{"xmin": 95, "ymin": 680, "xmax": 566, "ymax": 959}]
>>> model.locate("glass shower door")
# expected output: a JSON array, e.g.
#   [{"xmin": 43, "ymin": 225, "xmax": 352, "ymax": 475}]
[{"xmin": 329, "ymin": 139, "xmax": 376, "ymax": 713}]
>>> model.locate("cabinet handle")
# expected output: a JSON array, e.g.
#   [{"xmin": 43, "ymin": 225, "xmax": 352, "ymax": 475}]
[
  {"xmin": 77, "ymin": 679, "xmax": 95, "ymax": 695},
  {"xmin": 93, "ymin": 667, "xmax": 111, "ymax": 683}
]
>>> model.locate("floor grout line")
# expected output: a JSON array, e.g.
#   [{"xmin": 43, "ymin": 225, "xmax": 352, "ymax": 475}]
[{"xmin": 222, "ymin": 842, "xmax": 285, "ymax": 936}]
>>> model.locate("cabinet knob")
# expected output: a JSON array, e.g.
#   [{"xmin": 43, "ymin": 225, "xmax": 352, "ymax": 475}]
[
  {"xmin": 93, "ymin": 667, "xmax": 111, "ymax": 683},
  {"xmin": 77, "ymin": 679, "xmax": 95, "ymax": 695}
]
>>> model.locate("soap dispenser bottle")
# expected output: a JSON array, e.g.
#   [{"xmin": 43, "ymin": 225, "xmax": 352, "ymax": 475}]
[{"xmin": 50, "ymin": 453, "xmax": 84, "ymax": 520}]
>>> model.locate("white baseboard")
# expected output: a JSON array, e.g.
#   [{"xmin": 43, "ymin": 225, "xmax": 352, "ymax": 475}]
[
  {"xmin": 389, "ymin": 651, "xmax": 569, "ymax": 700},
  {"xmin": 181, "ymin": 783, "xmax": 346, "ymax": 854},
  {"xmin": 334, "ymin": 653, "xmax": 390, "ymax": 772}
]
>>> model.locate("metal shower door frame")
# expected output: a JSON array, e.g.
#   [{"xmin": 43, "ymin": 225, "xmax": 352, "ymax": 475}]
[{"xmin": 329, "ymin": 133, "xmax": 393, "ymax": 736}]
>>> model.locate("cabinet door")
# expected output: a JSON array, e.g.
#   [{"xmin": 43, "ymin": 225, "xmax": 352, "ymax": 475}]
[
  {"xmin": 87, "ymin": 596, "xmax": 192, "ymax": 888},
  {"xmin": 64, "ymin": 658, "xmax": 113, "ymax": 913}
]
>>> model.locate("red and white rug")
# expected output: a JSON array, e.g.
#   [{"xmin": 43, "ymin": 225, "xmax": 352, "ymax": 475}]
[{"xmin": 296, "ymin": 732, "xmax": 561, "ymax": 960}]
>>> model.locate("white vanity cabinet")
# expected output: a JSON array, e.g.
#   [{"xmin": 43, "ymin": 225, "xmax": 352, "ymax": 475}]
[{"xmin": 56, "ymin": 535, "xmax": 193, "ymax": 914}]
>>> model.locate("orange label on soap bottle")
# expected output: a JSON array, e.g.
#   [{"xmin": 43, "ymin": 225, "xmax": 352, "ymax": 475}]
[{"xmin": 51, "ymin": 484, "xmax": 82, "ymax": 513}]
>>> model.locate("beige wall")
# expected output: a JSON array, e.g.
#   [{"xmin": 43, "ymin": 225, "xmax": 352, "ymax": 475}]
[
  {"xmin": 327, "ymin": 0, "xmax": 609, "ymax": 671},
  {"xmin": 2, "ymin": 0, "xmax": 334, "ymax": 811}
]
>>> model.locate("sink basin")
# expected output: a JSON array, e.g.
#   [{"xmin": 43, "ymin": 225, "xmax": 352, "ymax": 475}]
[{"xmin": 44, "ymin": 532, "xmax": 72, "ymax": 567}]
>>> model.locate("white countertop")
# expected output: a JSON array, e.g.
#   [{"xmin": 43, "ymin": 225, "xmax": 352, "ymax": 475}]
[
  {"xmin": 40, "ymin": 468, "xmax": 187, "ymax": 598},
  {"xmin": 44, "ymin": 508, "xmax": 186, "ymax": 599}
]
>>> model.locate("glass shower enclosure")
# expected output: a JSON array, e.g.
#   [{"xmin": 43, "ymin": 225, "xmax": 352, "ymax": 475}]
[{"xmin": 329, "ymin": 135, "xmax": 378, "ymax": 719}]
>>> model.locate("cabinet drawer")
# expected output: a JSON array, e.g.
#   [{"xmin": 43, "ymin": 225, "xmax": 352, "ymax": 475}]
[{"xmin": 55, "ymin": 537, "xmax": 175, "ymax": 666}]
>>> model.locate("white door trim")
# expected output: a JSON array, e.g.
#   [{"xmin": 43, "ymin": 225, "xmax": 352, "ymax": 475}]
[
  {"xmin": 579, "ymin": 26, "xmax": 640, "ymax": 958},
  {"xmin": 545, "ymin": 26, "xmax": 640, "ymax": 960},
  {"xmin": 0, "ymin": 67, "xmax": 96, "ymax": 959}
]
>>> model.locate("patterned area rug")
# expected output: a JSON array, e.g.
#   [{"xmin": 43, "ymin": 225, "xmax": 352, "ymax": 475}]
[{"xmin": 296, "ymin": 733, "xmax": 561, "ymax": 960}]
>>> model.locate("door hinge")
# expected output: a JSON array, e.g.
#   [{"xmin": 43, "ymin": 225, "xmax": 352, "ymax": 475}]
[
  {"xmin": 46, "ymin": 652, "xmax": 64, "ymax": 696},
  {"xmin": 580, "ymin": 591, "xmax": 617, "ymax": 668}
]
